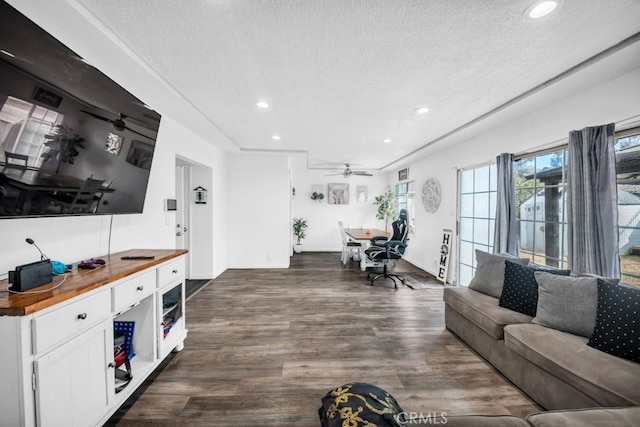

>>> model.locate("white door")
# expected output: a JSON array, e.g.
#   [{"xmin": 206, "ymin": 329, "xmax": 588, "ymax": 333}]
[
  {"xmin": 34, "ymin": 321, "xmax": 113, "ymax": 427},
  {"xmin": 175, "ymin": 163, "xmax": 191, "ymax": 279}
]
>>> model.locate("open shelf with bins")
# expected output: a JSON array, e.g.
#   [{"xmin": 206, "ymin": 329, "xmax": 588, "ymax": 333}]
[
  {"xmin": 112, "ymin": 293, "xmax": 157, "ymax": 404},
  {"xmin": 158, "ymin": 280, "xmax": 186, "ymax": 359}
]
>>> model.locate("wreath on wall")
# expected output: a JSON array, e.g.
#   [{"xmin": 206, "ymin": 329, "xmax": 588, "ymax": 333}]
[{"xmin": 422, "ymin": 177, "xmax": 442, "ymax": 213}]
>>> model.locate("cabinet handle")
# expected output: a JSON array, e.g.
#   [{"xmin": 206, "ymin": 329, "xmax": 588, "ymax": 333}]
[
  {"xmin": 137, "ymin": 286, "xmax": 144, "ymax": 291},
  {"xmin": 172, "ymin": 269, "xmax": 178, "ymax": 274},
  {"xmin": 77, "ymin": 313, "xmax": 87, "ymax": 320},
  {"xmin": 108, "ymin": 363, "xmax": 115, "ymax": 368}
]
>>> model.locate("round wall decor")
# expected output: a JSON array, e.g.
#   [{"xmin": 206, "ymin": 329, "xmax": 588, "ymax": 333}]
[{"xmin": 422, "ymin": 177, "xmax": 441, "ymax": 213}]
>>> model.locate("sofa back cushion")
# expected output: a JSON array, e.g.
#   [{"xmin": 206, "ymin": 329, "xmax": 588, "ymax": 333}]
[
  {"xmin": 499, "ymin": 261, "xmax": 571, "ymax": 316},
  {"xmin": 587, "ymin": 279, "xmax": 639, "ymax": 363},
  {"xmin": 468, "ymin": 250, "xmax": 528, "ymax": 298},
  {"xmin": 533, "ymin": 272, "xmax": 598, "ymax": 338}
]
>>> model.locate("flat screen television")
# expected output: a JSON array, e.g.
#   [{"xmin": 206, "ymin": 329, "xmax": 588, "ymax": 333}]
[{"xmin": 0, "ymin": 1, "xmax": 161, "ymax": 218}]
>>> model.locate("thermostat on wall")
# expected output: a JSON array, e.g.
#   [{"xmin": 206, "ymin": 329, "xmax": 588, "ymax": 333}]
[{"xmin": 165, "ymin": 199, "xmax": 177, "ymax": 211}]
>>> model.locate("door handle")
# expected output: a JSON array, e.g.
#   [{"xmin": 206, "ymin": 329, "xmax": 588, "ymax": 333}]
[
  {"xmin": 183, "ymin": 227, "xmax": 188, "ymax": 232},
  {"xmin": 176, "ymin": 232, "xmax": 182, "ymax": 237}
]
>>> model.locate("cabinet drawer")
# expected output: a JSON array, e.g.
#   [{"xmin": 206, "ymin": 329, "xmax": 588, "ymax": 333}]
[
  {"xmin": 157, "ymin": 258, "xmax": 185, "ymax": 288},
  {"xmin": 32, "ymin": 290, "xmax": 111, "ymax": 355},
  {"xmin": 112, "ymin": 270, "xmax": 155, "ymax": 313}
]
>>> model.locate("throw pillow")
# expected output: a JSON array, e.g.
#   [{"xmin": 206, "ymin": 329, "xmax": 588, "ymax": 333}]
[
  {"xmin": 533, "ymin": 272, "xmax": 598, "ymax": 338},
  {"xmin": 318, "ymin": 382, "xmax": 406, "ymax": 427},
  {"xmin": 587, "ymin": 279, "xmax": 639, "ymax": 362},
  {"xmin": 468, "ymin": 250, "xmax": 529, "ymax": 298},
  {"xmin": 499, "ymin": 261, "xmax": 571, "ymax": 316}
]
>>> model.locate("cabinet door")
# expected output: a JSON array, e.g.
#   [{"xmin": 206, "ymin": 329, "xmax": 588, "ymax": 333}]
[{"xmin": 34, "ymin": 320, "xmax": 114, "ymax": 427}]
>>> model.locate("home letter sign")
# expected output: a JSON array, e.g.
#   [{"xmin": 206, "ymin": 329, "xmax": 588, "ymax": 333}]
[{"xmin": 437, "ymin": 229, "xmax": 452, "ymax": 284}]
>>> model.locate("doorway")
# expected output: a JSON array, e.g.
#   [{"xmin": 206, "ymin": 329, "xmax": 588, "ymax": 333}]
[{"xmin": 175, "ymin": 160, "xmax": 191, "ymax": 279}]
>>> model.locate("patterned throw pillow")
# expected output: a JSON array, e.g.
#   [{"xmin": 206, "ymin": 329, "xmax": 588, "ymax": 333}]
[
  {"xmin": 318, "ymin": 382, "xmax": 406, "ymax": 427},
  {"xmin": 468, "ymin": 250, "xmax": 529, "ymax": 298},
  {"xmin": 587, "ymin": 279, "xmax": 639, "ymax": 362},
  {"xmin": 499, "ymin": 261, "xmax": 571, "ymax": 316}
]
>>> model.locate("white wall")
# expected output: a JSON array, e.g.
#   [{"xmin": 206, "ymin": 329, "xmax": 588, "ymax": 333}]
[
  {"xmin": 0, "ymin": 116, "xmax": 229, "ymax": 280},
  {"xmin": 400, "ymin": 68, "xmax": 640, "ymax": 282},
  {"xmin": 227, "ymin": 153, "xmax": 290, "ymax": 268},
  {"xmin": 290, "ymin": 154, "xmax": 391, "ymax": 251}
]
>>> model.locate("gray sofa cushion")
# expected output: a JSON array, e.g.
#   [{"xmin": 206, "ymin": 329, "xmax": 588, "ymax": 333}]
[
  {"xmin": 532, "ymin": 272, "xmax": 597, "ymax": 338},
  {"xmin": 526, "ymin": 406, "xmax": 640, "ymax": 427},
  {"xmin": 444, "ymin": 287, "xmax": 533, "ymax": 340},
  {"xmin": 504, "ymin": 323, "xmax": 640, "ymax": 406},
  {"xmin": 411, "ymin": 415, "xmax": 529, "ymax": 426},
  {"xmin": 468, "ymin": 250, "xmax": 529, "ymax": 298}
]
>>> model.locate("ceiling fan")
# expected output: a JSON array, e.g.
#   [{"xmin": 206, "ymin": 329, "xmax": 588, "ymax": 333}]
[
  {"xmin": 80, "ymin": 110, "xmax": 153, "ymax": 139},
  {"xmin": 325, "ymin": 163, "xmax": 373, "ymax": 178}
]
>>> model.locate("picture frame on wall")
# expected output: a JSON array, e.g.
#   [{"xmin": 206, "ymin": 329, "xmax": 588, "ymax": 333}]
[
  {"xmin": 398, "ymin": 168, "xmax": 409, "ymax": 181},
  {"xmin": 328, "ymin": 183, "xmax": 349, "ymax": 204},
  {"xmin": 356, "ymin": 185, "xmax": 367, "ymax": 203}
]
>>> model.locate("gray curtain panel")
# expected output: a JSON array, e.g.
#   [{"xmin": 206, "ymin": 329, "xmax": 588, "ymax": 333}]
[
  {"xmin": 567, "ymin": 123, "xmax": 620, "ymax": 278},
  {"xmin": 493, "ymin": 153, "xmax": 518, "ymax": 255}
]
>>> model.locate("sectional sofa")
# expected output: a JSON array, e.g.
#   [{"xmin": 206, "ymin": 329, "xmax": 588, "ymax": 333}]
[{"xmin": 441, "ymin": 250, "xmax": 639, "ymax": 425}]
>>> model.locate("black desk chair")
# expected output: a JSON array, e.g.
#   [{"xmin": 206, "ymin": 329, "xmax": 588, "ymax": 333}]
[{"xmin": 365, "ymin": 209, "xmax": 409, "ymax": 289}]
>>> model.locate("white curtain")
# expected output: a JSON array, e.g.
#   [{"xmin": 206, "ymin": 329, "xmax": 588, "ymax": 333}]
[
  {"xmin": 493, "ymin": 153, "xmax": 518, "ymax": 255},
  {"xmin": 567, "ymin": 123, "xmax": 620, "ymax": 278}
]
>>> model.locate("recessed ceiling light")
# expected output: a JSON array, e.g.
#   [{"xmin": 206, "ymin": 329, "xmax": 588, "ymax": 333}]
[
  {"xmin": 272, "ymin": 135, "xmax": 281, "ymax": 140},
  {"xmin": 255, "ymin": 101, "xmax": 269, "ymax": 109},
  {"xmin": 1, "ymin": 49, "xmax": 15, "ymax": 58},
  {"xmin": 414, "ymin": 107, "xmax": 430, "ymax": 114},
  {"xmin": 383, "ymin": 139, "xmax": 393, "ymax": 143},
  {"xmin": 524, "ymin": 0, "xmax": 560, "ymax": 21}
]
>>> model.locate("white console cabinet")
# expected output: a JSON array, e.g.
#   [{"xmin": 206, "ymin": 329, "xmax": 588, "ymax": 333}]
[{"xmin": 0, "ymin": 250, "xmax": 187, "ymax": 427}]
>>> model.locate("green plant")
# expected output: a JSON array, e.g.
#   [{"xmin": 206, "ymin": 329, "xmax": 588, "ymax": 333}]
[
  {"xmin": 373, "ymin": 190, "xmax": 397, "ymax": 231},
  {"xmin": 292, "ymin": 218, "xmax": 308, "ymax": 244},
  {"xmin": 41, "ymin": 124, "xmax": 85, "ymax": 172},
  {"xmin": 310, "ymin": 191, "xmax": 324, "ymax": 201}
]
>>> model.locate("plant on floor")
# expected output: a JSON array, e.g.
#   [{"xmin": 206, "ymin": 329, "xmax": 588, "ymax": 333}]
[
  {"xmin": 373, "ymin": 189, "xmax": 397, "ymax": 231},
  {"xmin": 310, "ymin": 191, "xmax": 325, "ymax": 202},
  {"xmin": 292, "ymin": 218, "xmax": 308, "ymax": 253}
]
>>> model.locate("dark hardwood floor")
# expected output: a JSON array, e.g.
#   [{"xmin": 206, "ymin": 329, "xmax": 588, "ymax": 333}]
[{"xmin": 113, "ymin": 252, "xmax": 538, "ymax": 426}]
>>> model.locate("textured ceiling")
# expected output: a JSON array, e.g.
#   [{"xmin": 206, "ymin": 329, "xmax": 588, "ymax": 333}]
[{"xmin": 69, "ymin": 0, "xmax": 640, "ymax": 170}]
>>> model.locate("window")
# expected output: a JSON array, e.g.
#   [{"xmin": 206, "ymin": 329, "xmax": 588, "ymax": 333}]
[
  {"xmin": 616, "ymin": 128, "xmax": 640, "ymax": 286},
  {"xmin": 457, "ymin": 164, "xmax": 497, "ymax": 286},
  {"xmin": 0, "ymin": 96, "xmax": 63, "ymax": 167},
  {"xmin": 514, "ymin": 150, "xmax": 569, "ymax": 269},
  {"xmin": 395, "ymin": 181, "xmax": 415, "ymax": 234}
]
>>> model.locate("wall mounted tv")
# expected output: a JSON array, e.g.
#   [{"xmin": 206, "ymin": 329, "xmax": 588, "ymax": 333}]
[{"xmin": 0, "ymin": 1, "xmax": 161, "ymax": 219}]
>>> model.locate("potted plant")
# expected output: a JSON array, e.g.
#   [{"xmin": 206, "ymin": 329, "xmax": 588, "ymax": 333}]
[
  {"xmin": 310, "ymin": 191, "xmax": 324, "ymax": 202},
  {"xmin": 41, "ymin": 124, "xmax": 85, "ymax": 173},
  {"xmin": 373, "ymin": 190, "xmax": 397, "ymax": 231},
  {"xmin": 292, "ymin": 217, "xmax": 308, "ymax": 253}
]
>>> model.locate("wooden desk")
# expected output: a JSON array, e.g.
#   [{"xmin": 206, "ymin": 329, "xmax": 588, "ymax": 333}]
[
  {"xmin": 0, "ymin": 166, "xmax": 114, "ymax": 214},
  {"xmin": 345, "ymin": 228, "xmax": 390, "ymax": 270}
]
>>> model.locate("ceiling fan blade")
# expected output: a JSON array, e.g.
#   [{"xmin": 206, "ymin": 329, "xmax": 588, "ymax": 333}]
[
  {"xmin": 124, "ymin": 125, "xmax": 154, "ymax": 140},
  {"xmin": 80, "ymin": 109, "xmax": 115, "ymax": 124},
  {"xmin": 352, "ymin": 171, "xmax": 373, "ymax": 176}
]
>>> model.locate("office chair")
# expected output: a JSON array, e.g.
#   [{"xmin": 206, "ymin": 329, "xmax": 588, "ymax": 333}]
[
  {"xmin": 364, "ymin": 209, "xmax": 409, "ymax": 289},
  {"xmin": 338, "ymin": 221, "xmax": 362, "ymax": 265},
  {"xmin": 4, "ymin": 151, "xmax": 29, "ymax": 170}
]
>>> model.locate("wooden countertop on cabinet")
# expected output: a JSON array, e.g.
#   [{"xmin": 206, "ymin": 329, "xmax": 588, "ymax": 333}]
[{"xmin": 0, "ymin": 249, "xmax": 188, "ymax": 316}]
